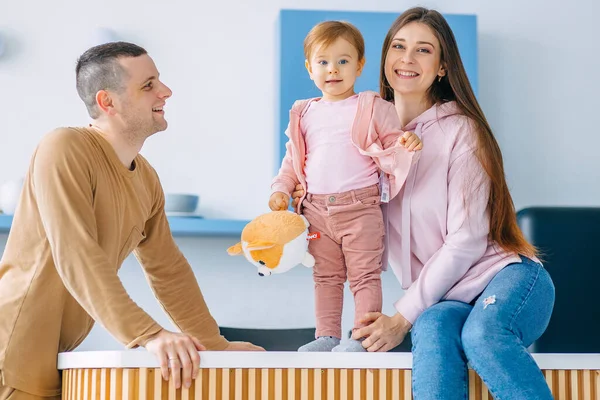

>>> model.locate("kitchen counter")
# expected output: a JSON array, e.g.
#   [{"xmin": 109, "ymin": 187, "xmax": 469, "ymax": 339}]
[{"xmin": 58, "ymin": 350, "xmax": 600, "ymax": 399}]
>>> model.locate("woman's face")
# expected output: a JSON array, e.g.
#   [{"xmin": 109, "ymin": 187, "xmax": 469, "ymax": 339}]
[{"xmin": 384, "ymin": 22, "xmax": 445, "ymax": 100}]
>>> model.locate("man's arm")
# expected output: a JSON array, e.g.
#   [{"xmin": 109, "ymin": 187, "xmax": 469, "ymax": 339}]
[
  {"xmin": 32, "ymin": 129, "xmax": 163, "ymax": 347},
  {"xmin": 133, "ymin": 178, "xmax": 229, "ymax": 351}
]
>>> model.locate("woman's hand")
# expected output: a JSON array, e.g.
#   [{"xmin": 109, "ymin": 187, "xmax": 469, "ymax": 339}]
[
  {"xmin": 352, "ymin": 312, "xmax": 412, "ymax": 352},
  {"xmin": 291, "ymin": 184, "xmax": 305, "ymax": 208}
]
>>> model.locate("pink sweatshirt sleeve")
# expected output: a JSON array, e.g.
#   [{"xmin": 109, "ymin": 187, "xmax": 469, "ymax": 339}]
[
  {"xmin": 377, "ymin": 101, "xmax": 404, "ymax": 150},
  {"xmin": 394, "ymin": 149, "xmax": 491, "ymax": 324},
  {"xmin": 376, "ymin": 101, "xmax": 421, "ymax": 167},
  {"xmin": 271, "ymin": 123, "xmax": 300, "ymax": 196},
  {"xmin": 368, "ymin": 100, "xmax": 415, "ymax": 199}
]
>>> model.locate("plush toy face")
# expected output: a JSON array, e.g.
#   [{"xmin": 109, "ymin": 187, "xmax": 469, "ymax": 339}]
[{"xmin": 227, "ymin": 211, "xmax": 315, "ymax": 276}]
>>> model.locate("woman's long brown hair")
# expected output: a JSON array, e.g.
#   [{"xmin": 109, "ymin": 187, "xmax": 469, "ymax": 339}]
[{"xmin": 380, "ymin": 7, "xmax": 536, "ymax": 258}]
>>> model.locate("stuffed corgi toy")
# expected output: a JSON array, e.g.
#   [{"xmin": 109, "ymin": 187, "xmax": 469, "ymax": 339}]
[{"xmin": 227, "ymin": 210, "xmax": 315, "ymax": 276}]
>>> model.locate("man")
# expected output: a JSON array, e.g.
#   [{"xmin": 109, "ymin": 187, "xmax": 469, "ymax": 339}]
[{"xmin": 0, "ymin": 42, "xmax": 262, "ymax": 399}]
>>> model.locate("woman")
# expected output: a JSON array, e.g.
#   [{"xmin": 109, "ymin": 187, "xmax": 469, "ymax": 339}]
[{"xmin": 293, "ymin": 7, "xmax": 555, "ymax": 399}]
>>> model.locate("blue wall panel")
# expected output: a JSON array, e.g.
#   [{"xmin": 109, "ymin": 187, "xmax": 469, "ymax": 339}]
[{"xmin": 277, "ymin": 10, "xmax": 477, "ymax": 165}]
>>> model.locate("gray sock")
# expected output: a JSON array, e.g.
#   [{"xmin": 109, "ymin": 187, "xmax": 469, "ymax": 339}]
[
  {"xmin": 332, "ymin": 338, "xmax": 367, "ymax": 352},
  {"xmin": 298, "ymin": 336, "xmax": 341, "ymax": 352}
]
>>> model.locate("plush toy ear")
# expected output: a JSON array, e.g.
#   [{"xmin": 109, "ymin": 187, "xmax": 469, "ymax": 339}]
[
  {"xmin": 227, "ymin": 242, "xmax": 243, "ymax": 256},
  {"xmin": 246, "ymin": 240, "xmax": 276, "ymax": 251}
]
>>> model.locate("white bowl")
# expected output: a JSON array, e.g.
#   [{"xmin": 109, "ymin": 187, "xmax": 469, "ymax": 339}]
[{"xmin": 164, "ymin": 194, "xmax": 199, "ymax": 213}]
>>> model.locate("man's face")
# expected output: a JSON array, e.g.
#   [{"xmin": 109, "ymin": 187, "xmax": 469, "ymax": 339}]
[{"xmin": 113, "ymin": 54, "xmax": 172, "ymax": 139}]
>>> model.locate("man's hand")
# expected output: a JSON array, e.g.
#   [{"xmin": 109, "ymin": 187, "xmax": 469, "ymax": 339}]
[
  {"xmin": 143, "ymin": 330, "xmax": 205, "ymax": 389},
  {"xmin": 269, "ymin": 192, "xmax": 290, "ymax": 211},
  {"xmin": 224, "ymin": 341, "xmax": 265, "ymax": 351}
]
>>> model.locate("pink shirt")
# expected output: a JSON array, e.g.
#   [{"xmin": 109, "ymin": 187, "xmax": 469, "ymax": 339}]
[
  {"xmin": 272, "ymin": 91, "xmax": 414, "ymax": 209},
  {"xmin": 301, "ymin": 95, "xmax": 379, "ymax": 194},
  {"xmin": 387, "ymin": 101, "xmax": 522, "ymax": 324}
]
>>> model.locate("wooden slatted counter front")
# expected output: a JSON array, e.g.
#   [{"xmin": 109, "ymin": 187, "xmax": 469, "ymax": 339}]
[{"xmin": 58, "ymin": 351, "xmax": 600, "ymax": 399}]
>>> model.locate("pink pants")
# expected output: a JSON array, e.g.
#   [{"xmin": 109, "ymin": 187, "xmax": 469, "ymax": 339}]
[{"xmin": 302, "ymin": 184, "xmax": 384, "ymax": 339}]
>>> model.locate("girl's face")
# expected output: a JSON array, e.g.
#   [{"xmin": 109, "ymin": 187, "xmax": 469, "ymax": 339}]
[
  {"xmin": 305, "ymin": 37, "xmax": 364, "ymax": 102},
  {"xmin": 384, "ymin": 22, "xmax": 445, "ymax": 100}
]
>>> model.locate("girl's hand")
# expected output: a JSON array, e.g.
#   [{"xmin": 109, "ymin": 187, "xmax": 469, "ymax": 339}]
[
  {"xmin": 269, "ymin": 192, "xmax": 289, "ymax": 211},
  {"xmin": 291, "ymin": 184, "xmax": 305, "ymax": 208},
  {"xmin": 352, "ymin": 312, "xmax": 412, "ymax": 352},
  {"xmin": 398, "ymin": 131, "xmax": 423, "ymax": 151}
]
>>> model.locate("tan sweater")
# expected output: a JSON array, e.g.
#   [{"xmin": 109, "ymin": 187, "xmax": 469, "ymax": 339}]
[{"xmin": 0, "ymin": 127, "xmax": 228, "ymax": 396}]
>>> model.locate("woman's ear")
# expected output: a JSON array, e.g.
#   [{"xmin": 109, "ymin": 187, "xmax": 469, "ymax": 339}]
[{"xmin": 438, "ymin": 63, "xmax": 447, "ymax": 78}]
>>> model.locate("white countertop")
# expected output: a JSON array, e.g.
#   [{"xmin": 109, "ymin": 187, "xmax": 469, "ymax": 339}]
[{"xmin": 57, "ymin": 351, "xmax": 600, "ymax": 371}]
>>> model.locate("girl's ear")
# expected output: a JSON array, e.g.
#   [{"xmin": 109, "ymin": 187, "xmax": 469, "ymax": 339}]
[
  {"xmin": 305, "ymin": 59, "xmax": 314, "ymax": 80},
  {"xmin": 357, "ymin": 58, "xmax": 366, "ymax": 77}
]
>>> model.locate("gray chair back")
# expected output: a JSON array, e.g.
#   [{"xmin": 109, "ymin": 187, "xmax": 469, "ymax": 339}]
[
  {"xmin": 219, "ymin": 327, "xmax": 316, "ymax": 351},
  {"xmin": 517, "ymin": 207, "xmax": 600, "ymax": 353}
]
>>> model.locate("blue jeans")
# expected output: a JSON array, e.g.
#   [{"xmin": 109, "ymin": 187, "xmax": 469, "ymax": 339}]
[{"xmin": 411, "ymin": 256, "xmax": 555, "ymax": 400}]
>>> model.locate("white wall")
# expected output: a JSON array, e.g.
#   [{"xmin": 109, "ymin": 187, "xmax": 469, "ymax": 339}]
[
  {"xmin": 1, "ymin": 0, "xmax": 598, "ymax": 220},
  {"xmin": 1, "ymin": 0, "xmax": 598, "ymax": 350}
]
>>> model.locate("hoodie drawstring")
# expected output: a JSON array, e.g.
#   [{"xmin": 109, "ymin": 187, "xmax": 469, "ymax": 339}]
[{"xmin": 400, "ymin": 122, "xmax": 424, "ymax": 286}]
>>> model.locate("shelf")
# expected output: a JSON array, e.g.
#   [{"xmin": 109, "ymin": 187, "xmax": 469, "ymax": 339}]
[
  {"xmin": 0, "ymin": 214, "xmax": 247, "ymax": 237},
  {"xmin": 167, "ymin": 217, "xmax": 248, "ymax": 236}
]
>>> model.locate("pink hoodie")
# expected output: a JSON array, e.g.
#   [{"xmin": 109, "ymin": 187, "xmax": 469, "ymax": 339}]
[
  {"xmin": 271, "ymin": 91, "xmax": 415, "ymax": 209},
  {"xmin": 388, "ymin": 101, "xmax": 522, "ymax": 324}
]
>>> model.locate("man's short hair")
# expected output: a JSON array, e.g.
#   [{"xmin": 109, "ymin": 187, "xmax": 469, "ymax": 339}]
[{"xmin": 75, "ymin": 41, "xmax": 147, "ymax": 118}]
